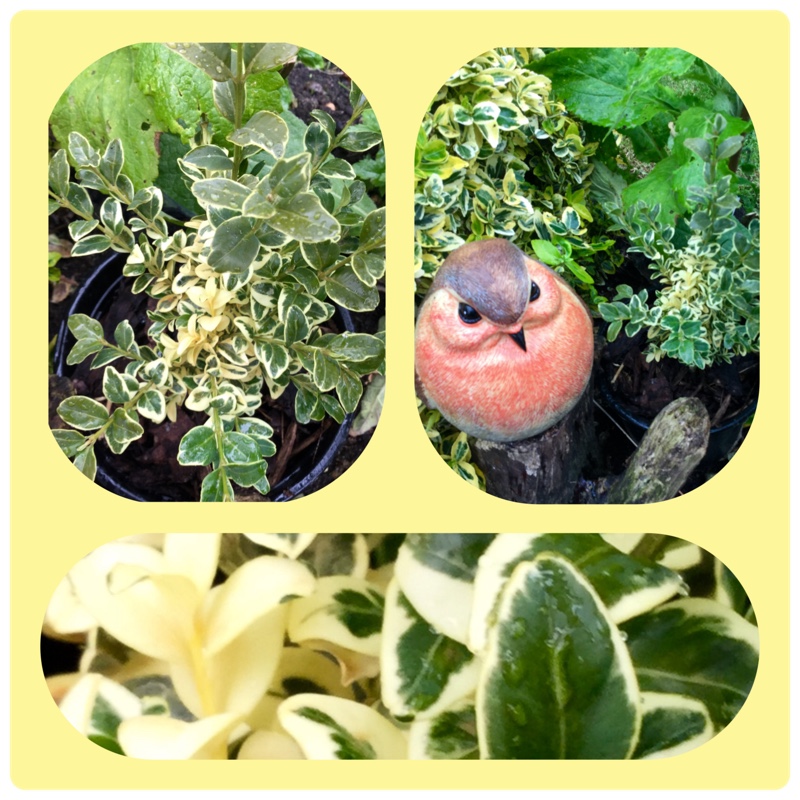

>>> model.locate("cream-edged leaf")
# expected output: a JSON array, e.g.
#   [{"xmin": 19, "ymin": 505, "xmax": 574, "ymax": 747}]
[
  {"xmin": 162, "ymin": 533, "xmax": 221, "ymax": 595},
  {"xmin": 278, "ymin": 694, "xmax": 407, "ymax": 759},
  {"xmin": 621, "ymin": 597, "xmax": 759, "ymax": 731},
  {"xmin": 118, "ymin": 713, "xmax": 242, "ymax": 760},
  {"xmin": 476, "ymin": 555, "xmax": 641, "ymax": 759},
  {"xmin": 59, "ymin": 673, "xmax": 142, "ymax": 739},
  {"xmin": 394, "ymin": 534, "xmax": 495, "ymax": 644},
  {"xmin": 407, "ymin": 698, "xmax": 479, "ymax": 760},
  {"xmin": 381, "ymin": 578, "xmax": 479, "ymax": 722},
  {"xmin": 288, "ymin": 576, "xmax": 384, "ymax": 656},
  {"xmin": 633, "ymin": 692, "xmax": 714, "ymax": 759}
]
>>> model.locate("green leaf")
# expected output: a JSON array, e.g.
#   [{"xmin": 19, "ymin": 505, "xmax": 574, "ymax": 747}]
[
  {"xmin": 329, "ymin": 332, "xmax": 385, "ymax": 364},
  {"xmin": 236, "ymin": 418, "xmax": 276, "ymax": 459},
  {"xmin": 381, "ymin": 580, "xmax": 479, "ymax": 721},
  {"xmin": 325, "ymin": 265, "xmax": 379, "ymax": 312},
  {"xmin": 352, "ymin": 253, "xmax": 385, "ymax": 287},
  {"xmin": 68, "ymin": 314, "xmax": 104, "ymax": 341},
  {"xmin": 225, "ymin": 459, "xmax": 268, "ymax": 492},
  {"xmin": 200, "ymin": 467, "xmax": 233, "ymax": 502},
  {"xmin": 243, "ymin": 43, "xmax": 298, "ymax": 75},
  {"xmin": 300, "ymin": 241, "xmax": 340, "ymax": 270},
  {"xmin": 57, "ymin": 396, "xmax": 110, "ymax": 431},
  {"xmin": 105, "ymin": 408, "xmax": 145, "ymax": 454},
  {"xmin": 221, "ymin": 431, "xmax": 261, "ymax": 465},
  {"xmin": 177, "ymin": 426, "xmax": 217, "ymax": 466},
  {"xmin": 114, "ymin": 320, "xmax": 135, "ymax": 351},
  {"xmin": 228, "ymin": 110, "xmax": 289, "ymax": 157},
  {"xmin": 270, "ymin": 193, "xmax": 340, "ymax": 242},
  {"xmin": 337, "ymin": 127, "xmax": 382, "ymax": 152},
  {"xmin": 477, "ymin": 555, "xmax": 641, "ymax": 759},
  {"xmin": 102, "ymin": 366, "xmax": 139, "ymax": 404},
  {"xmin": 395, "ymin": 534, "xmax": 495, "ymax": 645},
  {"xmin": 336, "ymin": 369, "xmax": 362, "ymax": 414},
  {"xmin": 52, "ymin": 429, "xmax": 87, "ymax": 458},
  {"xmin": 136, "ymin": 389, "xmax": 167, "ymax": 423},
  {"xmin": 71, "ymin": 235, "xmax": 112, "ymax": 257},
  {"xmin": 266, "ymin": 153, "xmax": 312, "ymax": 201},
  {"xmin": 530, "ymin": 239, "xmax": 563, "ymax": 265},
  {"xmin": 67, "ymin": 338, "xmax": 104, "ymax": 366},
  {"xmin": 99, "ymin": 139, "xmax": 124, "ymax": 185},
  {"xmin": 183, "ymin": 144, "xmax": 234, "ymax": 172},
  {"xmin": 633, "ymin": 692, "xmax": 713, "ymax": 759},
  {"xmin": 50, "ymin": 46, "xmax": 160, "ymax": 190},
  {"xmin": 254, "ymin": 340, "xmax": 291, "ymax": 379},
  {"xmin": 318, "ymin": 158, "xmax": 356, "ymax": 180},
  {"xmin": 284, "ymin": 306, "xmax": 310, "ymax": 346},
  {"xmin": 621, "ymin": 597, "xmax": 759, "ymax": 731},
  {"xmin": 311, "ymin": 350, "xmax": 339, "ymax": 392},
  {"xmin": 73, "ymin": 444, "xmax": 97, "ymax": 480},
  {"xmin": 166, "ymin": 42, "xmax": 233, "ymax": 81},
  {"xmin": 208, "ymin": 216, "xmax": 260, "ymax": 275},
  {"xmin": 49, "ymin": 149, "xmax": 70, "ymax": 196},
  {"xmin": 408, "ymin": 701, "xmax": 479, "ymax": 760},
  {"xmin": 192, "ymin": 178, "xmax": 251, "ymax": 210}
]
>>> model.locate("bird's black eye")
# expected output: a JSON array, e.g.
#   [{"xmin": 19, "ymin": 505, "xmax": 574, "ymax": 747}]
[
  {"xmin": 529, "ymin": 281, "xmax": 541, "ymax": 302},
  {"xmin": 458, "ymin": 303, "xmax": 482, "ymax": 324}
]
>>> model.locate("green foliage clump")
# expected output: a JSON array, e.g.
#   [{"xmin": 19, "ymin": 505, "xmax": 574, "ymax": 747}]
[
  {"xmin": 414, "ymin": 47, "xmax": 615, "ymax": 300},
  {"xmin": 49, "ymin": 43, "xmax": 385, "ymax": 502}
]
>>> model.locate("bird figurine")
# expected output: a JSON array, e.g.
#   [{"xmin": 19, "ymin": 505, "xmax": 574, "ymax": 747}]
[{"xmin": 415, "ymin": 239, "xmax": 594, "ymax": 443}]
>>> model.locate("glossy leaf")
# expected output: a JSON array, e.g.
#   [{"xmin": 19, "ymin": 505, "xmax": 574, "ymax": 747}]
[{"xmin": 57, "ymin": 396, "xmax": 110, "ymax": 431}]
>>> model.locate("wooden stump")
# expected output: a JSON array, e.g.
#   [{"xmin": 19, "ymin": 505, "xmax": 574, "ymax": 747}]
[
  {"xmin": 606, "ymin": 397, "xmax": 710, "ymax": 504},
  {"xmin": 470, "ymin": 381, "xmax": 595, "ymax": 504}
]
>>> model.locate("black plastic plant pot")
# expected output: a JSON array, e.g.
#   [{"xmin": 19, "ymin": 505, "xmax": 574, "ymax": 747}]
[
  {"xmin": 596, "ymin": 371, "xmax": 757, "ymax": 470},
  {"xmin": 54, "ymin": 253, "xmax": 355, "ymax": 502}
]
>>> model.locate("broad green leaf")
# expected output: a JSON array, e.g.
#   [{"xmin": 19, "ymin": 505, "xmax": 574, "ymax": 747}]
[
  {"xmin": 105, "ymin": 408, "xmax": 145, "ymax": 454},
  {"xmin": 208, "ymin": 216, "xmax": 260, "ymax": 275},
  {"xmin": 192, "ymin": 178, "xmax": 251, "ymax": 210},
  {"xmin": 359, "ymin": 207, "xmax": 386, "ymax": 247},
  {"xmin": 68, "ymin": 219, "xmax": 99, "ymax": 242},
  {"xmin": 381, "ymin": 579, "xmax": 479, "ymax": 722},
  {"xmin": 530, "ymin": 239, "xmax": 563, "ymax": 265},
  {"xmin": 325, "ymin": 265, "xmax": 379, "ymax": 312},
  {"xmin": 50, "ymin": 46, "xmax": 160, "ymax": 189},
  {"xmin": 477, "ymin": 555, "xmax": 641, "ymax": 759},
  {"xmin": 229, "ymin": 111, "xmax": 289, "ymax": 157},
  {"xmin": 469, "ymin": 533, "xmax": 683, "ymax": 654},
  {"xmin": 267, "ymin": 152, "xmax": 312, "ymax": 200},
  {"xmin": 200, "ymin": 467, "xmax": 233, "ymax": 502},
  {"xmin": 236, "ymin": 419, "xmax": 277, "ymax": 459},
  {"xmin": 243, "ymin": 43, "xmax": 298, "ymax": 75},
  {"xmin": 395, "ymin": 534, "xmax": 494, "ymax": 644},
  {"xmin": 102, "ymin": 366, "xmax": 139, "ymax": 404},
  {"xmin": 57, "ymin": 396, "xmax": 110, "ymax": 431},
  {"xmin": 278, "ymin": 695, "xmax": 407, "ymax": 759},
  {"xmin": 67, "ymin": 338, "xmax": 104, "ymax": 366},
  {"xmin": 114, "ymin": 320, "xmax": 135, "ymax": 351},
  {"xmin": 183, "ymin": 145, "xmax": 234, "ymax": 172},
  {"xmin": 312, "ymin": 350, "xmax": 340, "ymax": 392},
  {"xmin": 254, "ymin": 340, "xmax": 291, "ymax": 379},
  {"xmin": 73, "ymin": 444, "xmax": 97, "ymax": 480},
  {"xmin": 71, "ymin": 235, "xmax": 112, "ymax": 257},
  {"xmin": 284, "ymin": 306, "xmax": 309, "ymax": 346},
  {"xmin": 335, "ymin": 368, "xmax": 363, "ymax": 414},
  {"xmin": 351, "ymin": 252, "xmax": 385, "ymax": 287},
  {"xmin": 304, "ymin": 122, "xmax": 331, "ymax": 161},
  {"xmin": 221, "ymin": 431, "xmax": 261, "ymax": 465},
  {"xmin": 318, "ymin": 157, "xmax": 356, "ymax": 180},
  {"xmin": 633, "ymin": 692, "xmax": 713, "ymax": 759},
  {"xmin": 225, "ymin": 459, "xmax": 268, "ymax": 492},
  {"xmin": 300, "ymin": 240, "xmax": 339, "ymax": 270},
  {"xmin": 288, "ymin": 576, "xmax": 384, "ymax": 656},
  {"xmin": 166, "ymin": 42, "xmax": 233, "ymax": 82},
  {"xmin": 48, "ymin": 149, "xmax": 70, "ymax": 196},
  {"xmin": 269, "ymin": 193, "xmax": 340, "ymax": 242},
  {"xmin": 52, "ymin": 428, "xmax": 87, "ymax": 458},
  {"xmin": 68, "ymin": 314, "xmax": 104, "ymax": 341},
  {"xmin": 329, "ymin": 332, "xmax": 385, "ymax": 364},
  {"xmin": 337, "ymin": 127, "xmax": 382, "ymax": 152},
  {"xmin": 137, "ymin": 389, "xmax": 167, "ymax": 423},
  {"xmin": 621, "ymin": 597, "xmax": 759, "ymax": 731},
  {"xmin": 408, "ymin": 700, "xmax": 479, "ymax": 760},
  {"xmin": 177, "ymin": 426, "xmax": 217, "ymax": 466}
]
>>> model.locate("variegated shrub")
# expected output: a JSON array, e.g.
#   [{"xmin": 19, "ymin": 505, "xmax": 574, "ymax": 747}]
[
  {"xmin": 49, "ymin": 43, "xmax": 385, "ymax": 501},
  {"xmin": 43, "ymin": 533, "xmax": 758, "ymax": 760}
]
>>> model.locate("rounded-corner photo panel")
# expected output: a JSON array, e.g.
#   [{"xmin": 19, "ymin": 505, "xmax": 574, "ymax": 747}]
[
  {"xmin": 42, "ymin": 533, "xmax": 757, "ymax": 761},
  {"xmin": 413, "ymin": 46, "xmax": 758, "ymax": 504},
  {"xmin": 48, "ymin": 42, "xmax": 386, "ymax": 503}
]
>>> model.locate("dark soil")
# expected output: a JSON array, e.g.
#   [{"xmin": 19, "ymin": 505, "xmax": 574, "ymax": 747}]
[{"xmin": 288, "ymin": 63, "xmax": 353, "ymax": 131}]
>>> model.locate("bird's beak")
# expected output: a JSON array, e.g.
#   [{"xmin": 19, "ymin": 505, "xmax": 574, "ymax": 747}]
[{"xmin": 508, "ymin": 328, "xmax": 527, "ymax": 352}]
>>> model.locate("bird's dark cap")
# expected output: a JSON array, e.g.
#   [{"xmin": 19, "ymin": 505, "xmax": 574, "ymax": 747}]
[{"xmin": 431, "ymin": 239, "xmax": 530, "ymax": 326}]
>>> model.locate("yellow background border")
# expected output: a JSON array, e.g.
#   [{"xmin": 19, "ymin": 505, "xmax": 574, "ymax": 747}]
[{"xmin": 11, "ymin": 9, "xmax": 789, "ymax": 789}]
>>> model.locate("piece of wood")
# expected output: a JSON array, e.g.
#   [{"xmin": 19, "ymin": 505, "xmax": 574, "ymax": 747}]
[
  {"xmin": 605, "ymin": 397, "xmax": 710, "ymax": 504},
  {"xmin": 470, "ymin": 381, "xmax": 594, "ymax": 504}
]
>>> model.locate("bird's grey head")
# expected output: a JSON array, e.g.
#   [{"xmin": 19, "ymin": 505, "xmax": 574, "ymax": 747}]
[{"xmin": 431, "ymin": 239, "xmax": 530, "ymax": 326}]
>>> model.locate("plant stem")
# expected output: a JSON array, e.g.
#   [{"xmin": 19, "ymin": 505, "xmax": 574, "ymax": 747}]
[{"xmin": 231, "ymin": 44, "xmax": 246, "ymax": 182}]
